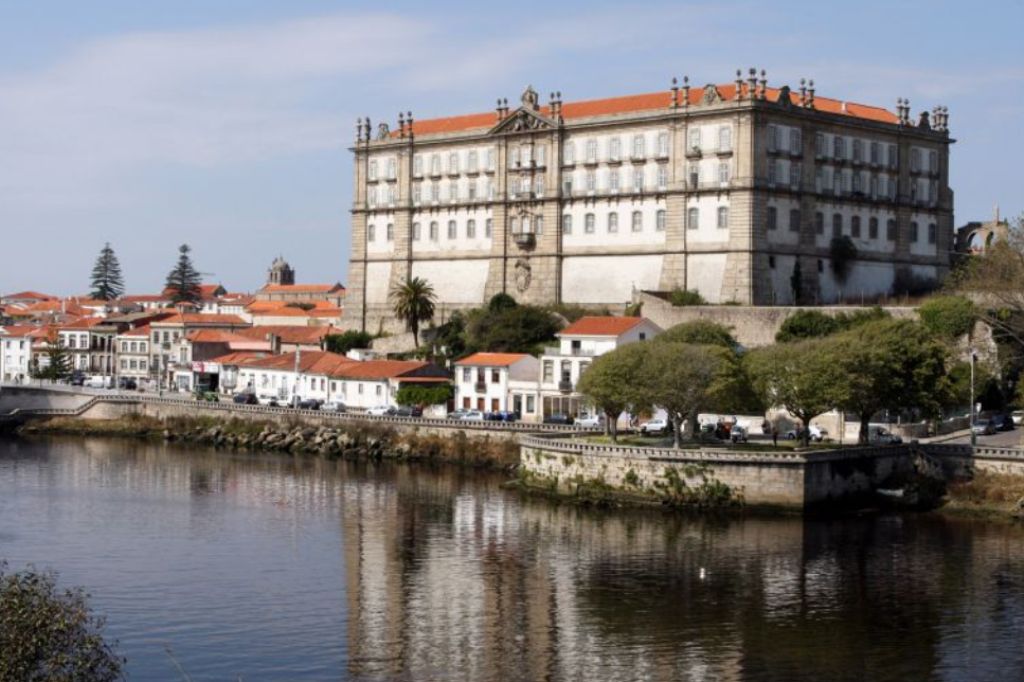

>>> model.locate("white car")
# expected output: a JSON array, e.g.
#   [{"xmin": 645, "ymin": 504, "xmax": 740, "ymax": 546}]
[
  {"xmin": 1012, "ymin": 411, "xmax": 1024, "ymax": 426},
  {"xmin": 321, "ymin": 401, "xmax": 346, "ymax": 413},
  {"xmin": 640, "ymin": 418, "xmax": 668, "ymax": 435},
  {"xmin": 730, "ymin": 425, "xmax": 748, "ymax": 443},
  {"xmin": 256, "ymin": 395, "xmax": 280, "ymax": 407},
  {"xmin": 460, "ymin": 410, "xmax": 485, "ymax": 421},
  {"xmin": 870, "ymin": 427, "xmax": 903, "ymax": 444},
  {"xmin": 786, "ymin": 425, "xmax": 828, "ymax": 442},
  {"xmin": 365, "ymin": 405, "xmax": 395, "ymax": 416},
  {"xmin": 83, "ymin": 375, "xmax": 111, "ymax": 389},
  {"xmin": 575, "ymin": 414, "xmax": 603, "ymax": 428}
]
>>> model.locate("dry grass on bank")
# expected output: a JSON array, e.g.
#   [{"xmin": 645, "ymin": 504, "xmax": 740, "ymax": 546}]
[{"xmin": 947, "ymin": 470, "xmax": 1024, "ymax": 513}]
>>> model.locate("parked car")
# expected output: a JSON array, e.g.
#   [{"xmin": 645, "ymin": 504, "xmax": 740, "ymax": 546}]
[
  {"xmin": 575, "ymin": 413, "xmax": 603, "ymax": 428},
  {"xmin": 257, "ymin": 395, "xmax": 279, "ymax": 407},
  {"xmin": 117, "ymin": 377, "xmax": 137, "ymax": 390},
  {"xmin": 296, "ymin": 398, "xmax": 322, "ymax": 410},
  {"xmin": 786, "ymin": 425, "xmax": 829, "ymax": 442},
  {"xmin": 1012, "ymin": 410, "xmax": 1024, "ymax": 426},
  {"xmin": 321, "ymin": 401, "xmax": 346, "ymax": 413},
  {"xmin": 366, "ymin": 405, "xmax": 395, "ymax": 416},
  {"xmin": 394, "ymin": 405, "xmax": 423, "ymax": 418},
  {"xmin": 640, "ymin": 418, "xmax": 668, "ymax": 436},
  {"xmin": 233, "ymin": 392, "xmax": 258, "ymax": 405},
  {"xmin": 992, "ymin": 414, "xmax": 1015, "ymax": 431},
  {"xmin": 730, "ymin": 425, "xmax": 748, "ymax": 443},
  {"xmin": 971, "ymin": 419, "xmax": 997, "ymax": 436},
  {"xmin": 83, "ymin": 375, "xmax": 110, "ymax": 389},
  {"xmin": 542, "ymin": 413, "xmax": 573, "ymax": 425},
  {"xmin": 484, "ymin": 410, "xmax": 518, "ymax": 422},
  {"xmin": 448, "ymin": 408, "xmax": 470, "ymax": 420},
  {"xmin": 869, "ymin": 427, "xmax": 903, "ymax": 444},
  {"xmin": 69, "ymin": 371, "xmax": 86, "ymax": 386}
]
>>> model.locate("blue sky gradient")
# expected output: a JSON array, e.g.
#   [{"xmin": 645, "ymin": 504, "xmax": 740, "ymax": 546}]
[{"xmin": 1, "ymin": 0, "xmax": 1021, "ymax": 295}]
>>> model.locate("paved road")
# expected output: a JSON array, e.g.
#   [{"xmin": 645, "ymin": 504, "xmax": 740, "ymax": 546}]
[{"xmin": 945, "ymin": 427, "xmax": 1023, "ymax": 447}]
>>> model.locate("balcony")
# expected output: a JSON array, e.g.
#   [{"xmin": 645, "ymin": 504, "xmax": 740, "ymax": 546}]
[
  {"xmin": 512, "ymin": 232, "xmax": 535, "ymax": 249},
  {"xmin": 558, "ymin": 379, "xmax": 574, "ymax": 393},
  {"xmin": 543, "ymin": 345, "xmax": 597, "ymax": 358},
  {"xmin": 474, "ymin": 381, "xmax": 487, "ymax": 393}
]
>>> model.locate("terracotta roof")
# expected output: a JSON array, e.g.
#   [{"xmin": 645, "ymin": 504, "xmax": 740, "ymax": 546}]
[
  {"xmin": 119, "ymin": 325, "xmax": 151, "ymax": 337},
  {"xmin": 208, "ymin": 351, "xmax": 270, "ymax": 365},
  {"xmin": 399, "ymin": 83, "xmax": 898, "ymax": 138},
  {"xmin": 327, "ymin": 360, "xmax": 442, "ymax": 381},
  {"xmin": 149, "ymin": 313, "xmax": 248, "ymax": 327},
  {"xmin": 455, "ymin": 352, "xmax": 531, "ymax": 367},
  {"xmin": 185, "ymin": 329, "xmax": 257, "ymax": 344},
  {"xmin": 2, "ymin": 291, "xmax": 57, "ymax": 301},
  {"xmin": 59, "ymin": 317, "xmax": 110, "ymax": 330},
  {"xmin": 235, "ymin": 350, "xmax": 353, "ymax": 375},
  {"xmin": 1, "ymin": 325, "xmax": 44, "ymax": 338},
  {"xmin": 160, "ymin": 284, "xmax": 226, "ymax": 302},
  {"xmin": 235, "ymin": 325, "xmax": 337, "ymax": 345},
  {"xmin": 559, "ymin": 316, "xmax": 645, "ymax": 337},
  {"xmin": 119, "ymin": 294, "xmax": 169, "ymax": 304},
  {"xmin": 258, "ymin": 283, "xmax": 345, "ymax": 294}
]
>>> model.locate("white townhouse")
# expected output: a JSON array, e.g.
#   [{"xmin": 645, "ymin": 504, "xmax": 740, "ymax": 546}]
[
  {"xmin": 115, "ymin": 326, "xmax": 152, "ymax": 383},
  {"xmin": 536, "ymin": 316, "xmax": 661, "ymax": 420},
  {"xmin": 1, "ymin": 326, "xmax": 39, "ymax": 382},
  {"xmin": 454, "ymin": 352, "xmax": 539, "ymax": 414}
]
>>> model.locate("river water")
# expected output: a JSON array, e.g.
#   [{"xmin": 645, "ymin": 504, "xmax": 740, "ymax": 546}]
[{"xmin": 1, "ymin": 437, "xmax": 1023, "ymax": 681}]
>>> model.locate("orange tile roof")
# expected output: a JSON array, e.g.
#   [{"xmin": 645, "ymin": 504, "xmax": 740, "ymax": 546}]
[
  {"xmin": 2, "ymin": 291, "xmax": 57, "ymax": 301},
  {"xmin": 185, "ymin": 329, "xmax": 257, "ymax": 344},
  {"xmin": 59, "ymin": 317, "xmax": 110, "ymax": 330},
  {"xmin": 119, "ymin": 325, "xmax": 151, "ymax": 337},
  {"xmin": 119, "ymin": 294, "xmax": 170, "ymax": 303},
  {"xmin": 209, "ymin": 351, "xmax": 270, "ymax": 365},
  {"xmin": 400, "ymin": 83, "xmax": 898, "ymax": 138},
  {"xmin": 259, "ymin": 283, "xmax": 345, "ymax": 294},
  {"xmin": 150, "ymin": 313, "xmax": 248, "ymax": 327},
  {"xmin": 455, "ymin": 352, "xmax": 531, "ymax": 367},
  {"xmin": 560, "ymin": 316, "xmax": 645, "ymax": 337},
  {"xmin": 1, "ymin": 325, "xmax": 45, "ymax": 338},
  {"xmin": 235, "ymin": 350, "xmax": 353, "ymax": 375},
  {"xmin": 327, "ymin": 359, "xmax": 444, "ymax": 381},
  {"xmin": 235, "ymin": 325, "xmax": 337, "ymax": 345},
  {"xmin": 160, "ymin": 284, "xmax": 226, "ymax": 302}
]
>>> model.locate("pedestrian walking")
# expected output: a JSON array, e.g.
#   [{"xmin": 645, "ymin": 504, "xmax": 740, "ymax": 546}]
[{"xmin": 771, "ymin": 425, "xmax": 779, "ymax": 447}]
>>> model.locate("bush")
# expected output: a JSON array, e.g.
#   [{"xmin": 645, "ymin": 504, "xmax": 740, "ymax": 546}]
[
  {"xmin": 395, "ymin": 384, "xmax": 453, "ymax": 406},
  {"xmin": 324, "ymin": 330, "xmax": 374, "ymax": 354},
  {"xmin": 669, "ymin": 288, "xmax": 707, "ymax": 306},
  {"xmin": 0, "ymin": 563, "xmax": 124, "ymax": 681},
  {"xmin": 918, "ymin": 295, "xmax": 977, "ymax": 339},
  {"xmin": 776, "ymin": 310, "xmax": 841, "ymax": 342}
]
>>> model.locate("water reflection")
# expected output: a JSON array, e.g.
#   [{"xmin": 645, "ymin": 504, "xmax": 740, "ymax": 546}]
[{"xmin": 1, "ymin": 437, "xmax": 1023, "ymax": 681}]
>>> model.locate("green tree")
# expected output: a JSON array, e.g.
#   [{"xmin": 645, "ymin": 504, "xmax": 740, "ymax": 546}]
[
  {"xmin": 389, "ymin": 277, "xmax": 437, "ymax": 348},
  {"xmin": 395, "ymin": 384, "xmax": 453, "ymax": 407},
  {"xmin": 464, "ymin": 302, "xmax": 560, "ymax": 354},
  {"xmin": 425, "ymin": 311, "xmax": 467, "ymax": 361},
  {"xmin": 89, "ymin": 243, "xmax": 124, "ymax": 301},
  {"xmin": 918, "ymin": 295, "xmax": 977, "ymax": 339},
  {"xmin": 0, "ymin": 562, "xmax": 124, "ymax": 681},
  {"xmin": 164, "ymin": 244, "xmax": 202, "ymax": 305},
  {"xmin": 639, "ymin": 342, "xmax": 726, "ymax": 448},
  {"xmin": 577, "ymin": 343, "xmax": 650, "ymax": 441},
  {"xmin": 487, "ymin": 292, "xmax": 518, "ymax": 312},
  {"xmin": 324, "ymin": 330, "xmax": 374, "ymax": 354},
  {"xmin": 829, "ymin": 319, "xmax": 952, "ymax": 443},
  {"xmin": 655, "ymin": 320, "xmax": 738, "ymax": 349},
  {"xmin": 776, "ymin": 310, "xmax": 842, "ymax": 342},
  {"xmin": 42, "ymin": 333, "xmax": 72, "ymax": 381},
  {"xmin": 745, "ymin": 339, "xmax": 837, "ymax": 445},
  {"xmin": 668, "ymin": 288, "xmax": 707, "ymax": 306}
]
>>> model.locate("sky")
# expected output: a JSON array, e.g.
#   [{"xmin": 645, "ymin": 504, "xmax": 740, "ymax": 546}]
[{"xmin": 0, "ymin": 0, "xmax": 1021, "ymax": 297}]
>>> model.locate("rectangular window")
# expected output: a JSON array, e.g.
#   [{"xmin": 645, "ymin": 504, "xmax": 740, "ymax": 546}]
[
  {"xmin": 586, "ymin": 139, "xmax": 598, "ymax": 163},
  {"xmin": 386, "ymin": 158, "xmax": 396, "ymax": 179},
  {"xmin": 656, "ymin": 209, "xmax": 666, "ymax": 232},
  {"xmin": 487, "ymin": 148, "xmax": 496, "ymax": 171},
  {"xmin": 585, "ymin": 171, "xmax": 596, "ymax": 193},
  {"xmin": 535, "ymin": 215, "xmax": 544, "ymax": 235},
  {"xmin": 584, "ymin": 213, "xmax": 595, "ymax": 234},
  {"xmin": 768, "ymin": 159, "xmax": 777, "ymax": 185},
  {"xmin": 870, "ymin": 141, "xmax": 880, "ymax": 165},
  {"xmin": 537, "ymin": 145, "xmax": 547, "ymax": 166},
  {"xmin": 534, "ymin": 175, "xmax": 544, "ymax": 198},
  {"xmin": 869, "ymin": 217, "xmax": 879, "ymax": 239},
  {"xmin": 609, "ymin": 169, "xmax": 620, "ymax": 192},
  {"xmin": 815, "ymin": 133, "xmax": 826, "ymax": 158},
  {"xmin": 430, "ymin": 183, "xmax": 440, "ymax": 202},
  {"xmin": 910, "ymin": 221, "xmax": 919, "ymax": 242},
  {"xmin": 563, "ymin": 142, "xmax": 575, "ymax": 165},
  {"xmin": 815, "ymin": 212, "xmax": 824, "ymax": 235},
  {"xmin": 832, "ymin": 213, "xmax": 842, "ymax": 237},
  {"xmin": 656, "ymin": 165, "xmax": 668, "ymax": 190},
  {"xmin": 928, "ymin": 223, "xmax": 937, "ymax": 244},
  {"xmin": 386, "ymin": 223, "xmax": 394, "ymax": 241},
  {"xmin": 468, "ymin": 150, "xmax": 478, "ymax": 172},
  {"xmin": 928, "ymin": 150, "xmax": 938, "ymax": 173},
  {"xmin": 608, "ymin": 137, "xmax": 621, "ymax": 161},
  {"xmin": 413, "ymin": 183, "xmax": 422, "ymax": 204},
  {"xmin": 467, "ymin": 219, "xmax": 476, "ymax": 238},
  {"xmin": 607, "ymin": 212, "xmax": 618, "ymax": 233},
  {"xmin": 562, "ymin": 214, "xmax": 572, "ymax": 235},
  {"xmin": 851, "ymin": 215, "xmax": 861, "ymax": 238},
  {"xmin": 412, "ymin": 222, "xmax": 421, "ymax": 240},
  {"xmin": 767, "ymin": 206, "xmax": 777, "ymax": 230},
  {"xmin": 888, "ymin": 144, "xmax": 898, "ymax": 169},
  {"xmin": 688, "ymin": 163, "xmax": 700, "ymax": 188},
  {"xmin": 521, "ymin": 145, "xmax": 532, "ymax": 165},
  {"xmin": 719, "ymin": 126, "xmax": 732, "ymax": 152},
  {"xmin": 367, "ymin": 224, "xmax": 375, "ymax": 242},
  {"xmin": 632, "ymin": 134, "xmax": 646, "ymax": 159},
  {"xmin": 688, "ymin": 127, "xmax": 701, "ymax": 151},
  {"xmin": 718, "ymin": 162, "xmax": 729, "ymax": 185},
  {"xmin": 413, "ymin": 155, "xmax": 423, "ymax": 176},
  {"xmin": 910, "ymin": 149, "xmax": 920, "ymax": 172},
  {"xmin": 509, "ymin": 146, "xmax": 519, "ymax": 168},
  {"xmin": 687, "ymin": 207, "xmax": 699, "ymax": 230},
  {"xmin": 431, "ymin": 154, "xmax": 441, "ymax": 175},
  {"xmin": 526, "ymin": 395, "xmax": 535, "ymax": 413},
  {"xmin": 368, "ymin": 160, "xmax": 378, "ymax": 180},
  {"xmin": 789, "ymin": 209, "xmax": 800, "ymax": 232},
  {"xmin": 631, "ymin": 211, "xmax": 642, "ymax": 232},
  {"xmin": 429, "ymin": 221, "xmax": 438, "ymax": 241},
  {"xmin": 468, "ymin": 181, "xmax": 477, "ymax": 201},
  {"xmin": 542, "ymin": 360, "xmax": 553, "ymax": 383},
  {"xmin": 790, "ymin": 163, "xmax": 801, "ymax": 189},
  {"xmin": 887, "ymin": 218, "xmax": 897, "ymax": 241},
  {"xmin": 717, "ymin": 207, "xmax": 729, "ymax": 229},
  {"xmin": 485, "ymin": 218, "xmax": 493, "ymax": 238},
  {"xmin": 767, "ymin": 125, "xmax": 778, "ymax": 152},
  {"xmin": 790, "ymin": 128, "xmax": 801, "ymax": 154},
  {"xmin": 633, "ymin": 168, "xmax": 644, "ymax": 192},
  {"xmin": 853, "ymin": 139, "xmax": 863, "ymax": 163},
  {"xmin": 657, "ymin": 132, "xmax": 669, "ymax": 157}
]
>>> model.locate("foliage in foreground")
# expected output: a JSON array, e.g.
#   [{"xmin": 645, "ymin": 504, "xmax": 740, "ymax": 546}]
[
  {"xmin": 324, "ymin": 330, "xmax": 374, "ymax": 354},
  {"xmin": 0, "ymin": 562, "xmax": 124, "ymax": 682}
]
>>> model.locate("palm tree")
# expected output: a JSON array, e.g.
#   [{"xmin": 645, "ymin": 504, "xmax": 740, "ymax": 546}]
[{"xmin": 390, "ymin": 277, "xmax": 436, "ymax": 347}]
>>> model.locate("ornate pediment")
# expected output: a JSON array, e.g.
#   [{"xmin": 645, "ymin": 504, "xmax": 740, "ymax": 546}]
[
  {"xmin": 490, "ymin": 107, "xmax": 555, "ymax": 135},
  {"xmin": 701, "ymin": 84, "xmax": 723, "ymax": 105}
]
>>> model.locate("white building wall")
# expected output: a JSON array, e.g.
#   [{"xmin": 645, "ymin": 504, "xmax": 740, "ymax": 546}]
[
  {"xmin": 561, "ymin": 255, "xmax": 662, "ymax": 304},
  {"xmin": 686, "ymin": 253, "xmax": 729, "ymax": 303}
]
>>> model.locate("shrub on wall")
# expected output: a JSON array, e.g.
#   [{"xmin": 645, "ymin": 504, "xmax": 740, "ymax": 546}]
[
  {"xmin": 669, "ymin": 288, "xmax": 707, "ymax": 306},
  {"xmin": 918, "ymin": 295, "xmax": 977, "ymax": 339},
  {"xmin": 395, "ymin": 384, "xmax": 453, "ymax": 406}
]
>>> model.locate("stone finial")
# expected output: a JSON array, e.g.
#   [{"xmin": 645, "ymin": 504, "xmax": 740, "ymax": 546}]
[
  {"xmin": 735, "ymin": 70, "xmax": 743, "ymax": 100},
  {"xmin": 356, "ymin": 117, "xmax": 363, "ymax": 142},
  {"xmin": 759, "ymin": 69, "xmax": 767, "ymax": 100},
  {"xmin": 363, "ymin": 117, "xmax": 372, "ymax": 141},
  {"xmin": 682, "ymin": 75, "xmax": 690, "ymax": 107},
  {"xmin": 747, "ymin": 68, "xmax": 757, "ymax": 99},
  {"xmin": 521, "ymin": 85, "xmax": 539, "ymax": 110},
  {"xmin": 918, "ymin": 110, "xmax": 931, "ymax": 130},
  {"xmin": 807, "ymin": 79, "xmax": 815, "ymax": 108},
  {"xmin": 799, "ymin": 78, "xmax": 807, "ymax": 106},
  {"xmin": 406, "ymin": 111, "xmax": 413, "ymax": 138},
  {"xmin": 397, "ymin": 112, "xmax": 405, "ymax": 138},
  {"xmin": 670, "ymin": 77, "xmax": 679, "ymax": 108}
]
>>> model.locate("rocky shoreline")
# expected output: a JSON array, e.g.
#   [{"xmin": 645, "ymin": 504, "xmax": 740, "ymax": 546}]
[{"xmin": 17, "ymin": 414, "xmax": 521, "ymax": 470}]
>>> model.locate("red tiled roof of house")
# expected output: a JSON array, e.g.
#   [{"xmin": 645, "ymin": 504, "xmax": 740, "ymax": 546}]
[
  {"xmin": 258, "ymin": 283, "xmax": 345, "ymax": 294},
  {"xmin": 2, "ymin": 291, "xmax": 57, "ymax": 302},
  {"xmin": 327, "ymin": 360, "xmax": 439, "ymax": 381},
  {"xmin": 159, "ymin": 284, "xmax": 226, "ymax": 302},
  {"xmin": 400, "ymin": 83, "xmax": 898, "ymax": 138},
  {"xmin": 235, "ymin": 325, "xmax": 337, "ymax": 345},
  {"xmin": 150, "ymin": 313, "xmax": 248, "ymax": 327},
  {"xmin": 234, "ymin": 350, "xmax": 353, "ymax": 375},
  {"xmin": 119, "ymin": 325, "xmax": 151, "ymax": 337},
  {"xmin": 559, "ymin": 316, "xmax": 645, "ymax": 337},
  {"xmin": 119, "ymin": 294, "xmax": 170, "ymax": 304},
  {"xmin": 455, "ymin": 352, "xmax": 531, "ymax": 367},
  {"xmin": 185, "ymin": 329, "xmax": 257, "ymax": 344},
  {"xmin": 208, "ymin": 351, "xmax": 270, "ymax": 365},
  {"xmin": 59, "ymin": 317, "xmax": 110, "ymax": 330},
  {"xmin": 1, "ymin": 325, "xmax": 44, "ymax": 338}
]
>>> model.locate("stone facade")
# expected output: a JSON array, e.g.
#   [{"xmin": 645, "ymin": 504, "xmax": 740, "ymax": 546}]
[{"xmin": 346, "ymin": 72, "xmax": 954, "ymax": 332}]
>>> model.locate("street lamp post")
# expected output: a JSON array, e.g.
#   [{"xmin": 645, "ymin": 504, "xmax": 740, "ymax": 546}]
[{"xmin": 970, "ymin": 349, "xmax": 977, "ymax": 447}]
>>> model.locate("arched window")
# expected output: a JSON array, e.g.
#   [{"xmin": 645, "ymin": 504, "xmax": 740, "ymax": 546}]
[
  {"xmin": 631, "ymin": 211, "xmax": 643, "ymax": 232},
  {"xmin": 717, "ymin": 207, "xmax": 729, "ymax": 229},
  {"xmin": 687, "ymin": 207, "xmax": 699, "ymax": 230},
  {"xmin": 607, "ymin": 213, "xmax": 618, "ymax": 233},
  {"xmin": 562, "ymin": 214, "xmax": 572, "ymax": 235},
  {"xmin": 656, "ymin": 210, "xmax": 666, "ymax": 232}
]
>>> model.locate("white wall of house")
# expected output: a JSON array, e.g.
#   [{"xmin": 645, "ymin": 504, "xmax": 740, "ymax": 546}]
[{"xmin": 1, "ymin": 335, "xmax": 32, "ymax": 381}]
